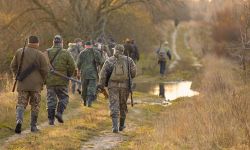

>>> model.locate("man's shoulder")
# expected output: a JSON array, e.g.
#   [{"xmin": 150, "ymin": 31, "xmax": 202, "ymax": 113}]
[
  {"xmin": 79, "ymin": 48, "xmax": 88, "ymax": 55},
  {"xmin": 15, "ymin": 48, "xmax": 24, "ymax": 54},
  {"xmin": 107, "ymin": 56, "xmax": 115, "ymax": 61}
]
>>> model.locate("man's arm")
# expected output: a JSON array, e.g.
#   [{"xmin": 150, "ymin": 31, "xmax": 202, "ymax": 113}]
[
  {"xmin": 39, "ymin": 52, "xmax": 49, "ymax": 81},
  {"xmin": 67, "ymin": 51, "xmax": 76, "ymax": 77},
  {"xmin": 10, "ymin": 51, "xmax": 19, "ymax": 75},
  {"xmin": 99, "ymin": 60, "xmax": 109, "ymax": 87},
  {"xmin": 95, "ymin": 50, "xmax": 105, "ymax": 66},
  {"xmin": 129, "ymin": 58, "xmax": 137, "ymax": 78},
  {"xmin": 135, "ymin": 45, "xmax": 140, "ymax": 61}
]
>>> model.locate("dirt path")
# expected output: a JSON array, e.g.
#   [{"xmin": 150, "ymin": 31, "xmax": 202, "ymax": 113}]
[
  {"xmin": 81, "ymin": 132, "xmax": 124, "ymax": 150},
  {"xmin": 169, "ymin": 26, "xmax": 181, "ymax": 70}
]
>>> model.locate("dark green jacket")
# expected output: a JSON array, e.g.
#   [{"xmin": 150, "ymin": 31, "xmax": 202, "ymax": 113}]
[
  {"xmin": 46, "ymin": 45, "xmax": 76, "ymax": 87},
  {"xmin": 77, "ymin": 48, "xmax": 104, "ymax": 79}
]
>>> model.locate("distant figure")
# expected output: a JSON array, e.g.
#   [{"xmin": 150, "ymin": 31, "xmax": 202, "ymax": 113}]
[
  {"xmin": 130, "ymin": 39, "xmax": 140, "ymax": 63},
  {"xmin": 156, "ymin": 41, "xmax": 172, "ymax": 77},
  {"xmin": 124, "ymin": 38, "xmax": 139, "ymax": 63},
  {"xmin": 10, "ymin": 36, "xmax": 49, "ymax": 133},
  {"xmin": 95, "ymin": 40, "xmax": 110, "ymax": 62},
  {"xmin": 98, "ymin": 44, "xmax": 137, "ymax": 133},
  {"xmin": 67, "ymin": 38, "xmax": 83, "ymax": 94},
  {"xmin": 46, "ymin": 35, "xmax": 76, "ymax": 125},
  {"xmin": 108, "ymin": 36, "xmax": 116, "ymax": 56},
  {"xmin": 174, "ymin": 18, "xmax": 179, "ymax": 27},
  {"xmin": 77, "ymin": 41, "xmax": 104, "ymax": 107}
]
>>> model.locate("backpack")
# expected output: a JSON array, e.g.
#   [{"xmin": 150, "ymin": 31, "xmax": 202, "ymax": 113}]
[
  {"xmin": 110, "ymin": 56, "xmax": 129, "ymax": 82},
  {"xmin": 158, "ymin": 47, "xmax": 167, "ymax": 61}
]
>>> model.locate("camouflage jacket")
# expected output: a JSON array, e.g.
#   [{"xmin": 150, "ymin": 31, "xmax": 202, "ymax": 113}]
[
  {"xmin": 99, "ymin": 55, "xmax": 136, "ymax": 89},
  {"xmin": 46, "ymin": 45, "xmax": 76, "ymax": 87},
  {"xmin": 67, "ymin": 43, "xmax": 83, "ymax": 61},
  {"xmin": 10, "ymin": 45, "xmax": 49, "ymax": 92},
  {"xmin": 77, "ymin": 48, "xmax": 104, "ymax": 79}
]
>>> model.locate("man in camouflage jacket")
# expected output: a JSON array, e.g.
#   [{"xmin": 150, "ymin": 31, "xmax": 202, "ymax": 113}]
[
  {"xmin": 77, "ymin": 41, "xmax": 104, "ymax": 107},
  {"xmin": 67, "ymin": 38, "xmax": 83, "ymax": 94},
  {"xmin": 98, "ymin": 44, "xmax": 136, "ymax": 133},
  {"xmin": 46, "ymin": 35, "xmax": 76, "ymax": 125}
]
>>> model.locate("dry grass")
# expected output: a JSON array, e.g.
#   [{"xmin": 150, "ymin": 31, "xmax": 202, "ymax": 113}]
[
  {"xmin": 5, "ymin": 100, "xmax": 110, "ymax": 150},
  {"xmin": 132, "ymin": 55, "xmax": 250, "ymax": 150}
]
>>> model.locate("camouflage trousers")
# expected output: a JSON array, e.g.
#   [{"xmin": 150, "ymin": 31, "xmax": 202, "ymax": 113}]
[
  {"xmin": 47, "ymin": 86, "xmax": 69, "ymax": 110},
  {"xmin": 108, "ymin": 88, "xmax": 129, "ymax": 119},
  {"xmin": 81, "ymin": 79, "xmax": 97, "ymax": 101},
  {"xmin": 17, "ymin": 91, "xmax": 41, "ymax": 115}
]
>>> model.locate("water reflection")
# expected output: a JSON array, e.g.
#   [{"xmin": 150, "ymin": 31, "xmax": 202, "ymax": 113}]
[
  {"xmin": 135, "ymin": 81, "xmax": 199, "ymax": 101},
  {"xmin": 159, "ymin": 83, "xmax": 165, "ymax": 98}
]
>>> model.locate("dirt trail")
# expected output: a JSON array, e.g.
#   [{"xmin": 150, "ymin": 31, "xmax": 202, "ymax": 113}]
[
  {"xmin": 81, "ymin": 132, "xmax": 124, "ymax": 150},
  {"xmin": 80, "ymin": 113, "xmax": 137, "ymax": 150},
  {"xmin": 169, "ymin": 26, "xmax": 181, "ymax": 70}
]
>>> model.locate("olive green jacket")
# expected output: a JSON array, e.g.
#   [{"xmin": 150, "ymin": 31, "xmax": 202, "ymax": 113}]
[
  {"xmin": 77, "ymin": 48, "xmax": 104, "ymax": 79},
  {"xmin": 10, "ymin": 45, "xmax": 49, "ymax": 92},
  {"xmin": 46, "ymin": 45, "xmax": 76, "ymax": 87}
]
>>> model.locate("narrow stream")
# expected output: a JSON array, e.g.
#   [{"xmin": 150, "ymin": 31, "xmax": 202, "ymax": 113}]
[{"xmin": 134, "ymin": 81, "xmax": 199, "ymax": 101}]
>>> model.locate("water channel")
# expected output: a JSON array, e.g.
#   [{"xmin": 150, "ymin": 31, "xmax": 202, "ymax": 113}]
[{"xmin": 134, "ymin": 81, "xmax": 199, "ymax": 101}]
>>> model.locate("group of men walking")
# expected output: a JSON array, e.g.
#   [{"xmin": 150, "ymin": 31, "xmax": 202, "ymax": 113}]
[{"xmin": 10, "ymin": 35, "xmax": 137, "ymax": 134}]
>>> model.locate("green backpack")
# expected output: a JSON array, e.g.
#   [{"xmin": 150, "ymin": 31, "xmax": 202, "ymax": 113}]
[{"xmin": 110, "ymin": 56, "xmax": 129, "ymax": 82}]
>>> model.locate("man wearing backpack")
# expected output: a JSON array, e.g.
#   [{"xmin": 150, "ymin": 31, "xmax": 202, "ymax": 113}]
[
  {"xmin": 77, "ymin": 41, "xmax": 104, "ymax": 107},
  {"xmin": 46, "ymin": 35, "xmax": 76, "ymax": 125},
  {"xmin": 98, "ymin": 44, "xmax": 136, "ymax": 133},
  {"xmin": 157, "ymin": 41, "xmax": 172, "ymax": 77}
]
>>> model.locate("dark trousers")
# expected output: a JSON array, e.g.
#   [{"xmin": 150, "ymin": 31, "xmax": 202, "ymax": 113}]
[{"xmin": 159, "ymin": 61, "xmax": 166, "ymax": 75}]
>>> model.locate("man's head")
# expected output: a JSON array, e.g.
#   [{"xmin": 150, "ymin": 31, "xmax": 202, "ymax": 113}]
[
  {"xmin": 53, "ymin": 35, "xmax": 63, "ymax": 46},
  {"xmin": 74, "ymin": 38, "xmax": 82, "ymax": 46},
  {"xmin": 131, "ymin": 39, "xmax": 135, "ymax": 44},
  {"xmin": 125, "ymin": 38, "xmax": 130, "ymax": 44},
  {"xmin": 114, "ymin": 44, "xmax": 125, "ymax": 57},
  {"xmin": 28, "ymin": 36, "xmax": 39, "ymax": 48},
  {"xmin": 85, "ymin": 41, "xmax": 93, "ymax": 49}
]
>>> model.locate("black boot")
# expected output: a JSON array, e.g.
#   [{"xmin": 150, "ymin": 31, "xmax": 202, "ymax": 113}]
[
  {"xmin": 30, "ymin": 112, "xmax": 39, "ymax": 132},
  {"xmin": 48, "ymin": 109, "xmax": 55, "ymax": 125},
  {"xmin": 119, "ymin": 118, "xmax": 126, "ymax": 131},
  {"xmin": 83, "ymin": 99, "xmax": 87, "ymax": 106},
  {"xmin": 15, "ymin": 106, "xmax": 25, "ymax": 134},
  {"xmin": 55, "ymin": 102, "xmax": 65, "ymax": 123},
  {"xmin": 112, "ymin": 118, "xmax": 119, "ymax": 133}
]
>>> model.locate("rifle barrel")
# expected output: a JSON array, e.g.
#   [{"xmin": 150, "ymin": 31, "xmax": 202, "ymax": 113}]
[{"xmin": 51, "ymin": 70, "xmax": 81, "ymax": 84}]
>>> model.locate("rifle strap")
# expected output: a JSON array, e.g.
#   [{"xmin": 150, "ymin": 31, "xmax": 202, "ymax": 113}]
[{"xmin": 48, "ymin": 48, "xmax": 61, "ymax": 69}]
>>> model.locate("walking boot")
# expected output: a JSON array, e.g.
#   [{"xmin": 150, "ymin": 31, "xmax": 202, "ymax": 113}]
[
  {"xmin": 83, "ymin": 99, "xmax": 87, "ymax": 106},
  {"xmin": 55, "ymin": 102, "xmax": 65, "ymax": 123},
  {"xmin": 15, "ymin": 106, "xmax": 25, "ymax": 134},
  {"xmin": 119, "ymin": 118, "xmax": 126, "ymax": 131},
  {"xmin": 48, "ymin": 109, "xmax": 55, "ymax": 125},
  {"xmin": 30, "ymin": 112, "xmax": 39, "ymax": 132},
  {"xmin": 112, "ymin": 118, "xmax": 119, "ymax": 133},
  {"xmin": 87, "ymin": 95, "xmax": 94, "ymax": 107}
]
